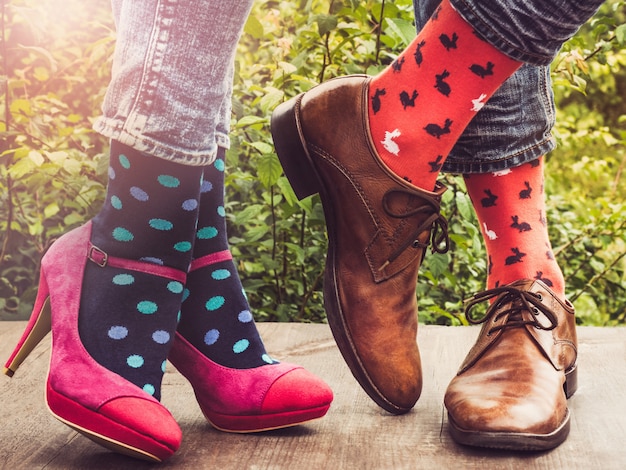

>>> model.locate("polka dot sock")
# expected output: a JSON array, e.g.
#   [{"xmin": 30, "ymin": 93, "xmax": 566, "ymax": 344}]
[
  {"xmin": 367, "ymin": 0, "xmax": 520, "ymax": 191},
  {"xmin": 465, "ymin": 157, "xmax": 565, "ymax": 299},
  {"xmin": 176, "ymin": 151, "xmax": 275, "ymax": 369},
  {"xmin": 78, "ymin": 141, "xmax": 203, "ymax": 400}
]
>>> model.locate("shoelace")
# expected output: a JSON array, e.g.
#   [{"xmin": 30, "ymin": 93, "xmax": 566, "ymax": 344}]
[
  {"xmin": 380, "ymin": 187, "xmax": 450, "ymax": 271},
  {"xmin": 464, "ymin": 285, "xmax": 558, "ymax": 334}
]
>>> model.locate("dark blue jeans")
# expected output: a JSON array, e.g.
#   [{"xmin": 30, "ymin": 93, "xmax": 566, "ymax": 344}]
[
  {"xmin": 451, "ymin": 0, "xmax": 603, "ymax": 65},
  {"xmin": 414, "ymin": 0, "xmax": 602, "ymax": 173}
]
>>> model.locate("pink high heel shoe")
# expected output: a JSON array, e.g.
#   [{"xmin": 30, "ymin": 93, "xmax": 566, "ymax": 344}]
[
  {"xmin": 168, "ymin": 252, "xmax": 333, "ymax": 433},
  {"xmin": 4, "ymin": 223, "xmax": 183, "ymax": 462}
]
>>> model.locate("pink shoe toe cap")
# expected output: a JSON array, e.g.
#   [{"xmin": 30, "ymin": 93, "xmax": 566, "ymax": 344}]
[
  {"xmin": 261, "ymin": 368, "xmax": 333, "ymax": 414},
  {"xmin": 99, "ymin": 396, "xmax": 182, "ymax": 457}
]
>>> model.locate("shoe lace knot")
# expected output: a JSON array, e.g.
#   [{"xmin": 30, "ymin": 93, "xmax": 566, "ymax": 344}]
[{"xmin": 464, "ymin": 285, "xmax": 558, "ymax": 335}]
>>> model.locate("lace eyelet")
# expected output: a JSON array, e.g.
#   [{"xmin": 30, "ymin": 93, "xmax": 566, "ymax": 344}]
[{"xmin": 412, "ymin": 240, "xmax": 420, "ymax": 248}]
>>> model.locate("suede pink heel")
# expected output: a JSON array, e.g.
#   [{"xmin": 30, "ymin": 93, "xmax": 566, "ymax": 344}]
[
  {"xmin": 4, "ymin": 223, "xmax": 182, "ymax": 462},
  {"xmin": 168, "ymin": 252, "xmax": 333, "ymax": 433}
]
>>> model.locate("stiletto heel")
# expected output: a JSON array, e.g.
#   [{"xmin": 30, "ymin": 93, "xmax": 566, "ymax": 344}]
[
  {"xmin": 4, "ymin": 273, "xmax": 51, "ymax": 377},
  {"xmin": 271, "ymin": 95, "xmax": 321, "ymax": 200},
  {"xmin": 4, "ymin": 223, "xmax": 182, "ymax": 462},
  {"xmin": 169, "ymin": 252, "xmax": 333, "ymax": 433}
]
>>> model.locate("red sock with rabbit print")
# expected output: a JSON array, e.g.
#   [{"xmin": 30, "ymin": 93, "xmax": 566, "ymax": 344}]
[
  {"xmin": 368, "ymin": 0, "xmax": 520, "ymax": 191},
  {"xmin": 464, "ymin": 158, "xmax": 565, "ymax": 299}
]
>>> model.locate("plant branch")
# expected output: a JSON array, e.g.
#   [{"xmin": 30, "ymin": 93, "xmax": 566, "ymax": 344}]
[
  {"xmin": 0, "ymin": 174, "xmax": 13, "ymax": 264},
  {"xmin": 1, "ymin": 0, "xmax": 8, "ymax": 132},
  {"xmin": 299, "ymin": 267, "xmax": 323, "ymax": 321},
  {"xmin": 374, "ymin": 0, "xmax": 386, "ymax": 64},
  {"xmin": 553, "ymin": 34, "xmax": 618, "ymax": 75},
  {"xmin": 1, "ymin": 0, "xmax": 12, "ymax": 266},
  {"xmin": 299, "ymin": 208, "xmax": 308, "ymax": 294},
  {"xmin": 269, "ymin": 185, "xmax": 282, "ymax": 305},
  {"xmin": 570, "ymin": 250, "xmax": 626, "ymax": 303}
]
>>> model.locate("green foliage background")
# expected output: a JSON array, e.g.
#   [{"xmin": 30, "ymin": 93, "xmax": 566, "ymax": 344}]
[{"xmin": 1, "ymin": 0, "xmax": 625, "ymax": 325}]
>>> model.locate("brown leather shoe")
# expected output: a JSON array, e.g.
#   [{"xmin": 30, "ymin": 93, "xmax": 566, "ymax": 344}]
[
  {"xmin": 271, "ymin": 76, "xmax": 449, "ymax": 414},
  {"xmin": 445, "ymin": 279, "xmax": 578, "ymax": 450}
]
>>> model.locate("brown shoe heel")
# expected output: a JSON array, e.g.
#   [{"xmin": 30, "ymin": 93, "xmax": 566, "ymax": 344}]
[
  {"xmin": 271, "ymin": 95, "xmax": 321, "ymax": 200},
  {"xmin": 564, "ymin": 363, "xmax": 578, "ymax": 398}
]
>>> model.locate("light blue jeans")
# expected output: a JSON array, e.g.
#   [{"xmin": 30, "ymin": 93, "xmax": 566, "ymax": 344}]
[
  {"xmin": 94, "ymin": 0, "xmax": 604, "ymax": 169},
  {"xmin": 94, "ymin": 0, "xmax": 253, "ymax": 166}
]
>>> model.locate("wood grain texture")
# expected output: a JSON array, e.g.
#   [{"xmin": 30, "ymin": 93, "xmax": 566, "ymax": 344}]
[{"xmin": 1, "ymin": 322, "xmax": 624, "ymax": 469}]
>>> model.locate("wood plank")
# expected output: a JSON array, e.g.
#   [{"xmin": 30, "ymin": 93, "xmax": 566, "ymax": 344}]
[{"xmin": 1, "ymin": 322, "xmax": 625, "ymax": 469}]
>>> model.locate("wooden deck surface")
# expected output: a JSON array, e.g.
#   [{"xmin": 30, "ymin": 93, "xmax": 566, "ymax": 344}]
[{"xmin": 1, "ymin": 322, "xmax": 624, "ymax": 469}]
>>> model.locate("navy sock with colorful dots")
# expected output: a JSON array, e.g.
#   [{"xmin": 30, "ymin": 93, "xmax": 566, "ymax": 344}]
[
  {"xmin": 176, "ymin": 151, "xmax": 276, "ymax": 369},
  {"xmin": 368, "ymin": 0, "xmax": 520, "ymax": 191},
  {"xmin": 78, "ymin": 140, "xmax": 203, "ymax": 400}
]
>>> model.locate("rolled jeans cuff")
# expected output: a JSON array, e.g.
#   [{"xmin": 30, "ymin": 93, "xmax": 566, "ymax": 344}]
[
  {"xmin": 413, "ymin": 0, "xmax": 557, "ymax": 174},
  {"xmin": 96, "ymin": 0, "xmax": 253, "ymax": 166},
  {"xmin": 450, "ymin": 0, "xmax": 604, "ymax": 66}
]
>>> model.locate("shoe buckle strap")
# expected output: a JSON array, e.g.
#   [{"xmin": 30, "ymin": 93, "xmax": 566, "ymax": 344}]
[
  {"xmin": 189, "ymin": 250, "xmax": 233, "ymax": 272},
  {"xmin": 87, "ymin": 243, "xmax": 187, "ymax": 283},
  {"xmin": 88, "ymin": 244, "xmax": 108, "ymax": 267}
]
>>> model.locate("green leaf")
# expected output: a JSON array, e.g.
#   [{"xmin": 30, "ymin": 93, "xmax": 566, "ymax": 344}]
[
  {"xmin": 63, "ymin": 158, "xmax": 82, "ymax": 173},
  {"xmin": 276, "ymin": 176, "xmax": 299, "ymax": 207},
  {"xmin": 384, "ymin": 18, "xmax": 417, "ymax": 45},
  {"xmin": 249, "ymin": 141, "xmax": 273, "ymax": 154},
  {"xmin": 29, "ymin": 151, "xmax": 45, "ymax": 166},
  {"xmin": 315, "ymin": 14, "xmax": 338, "ymax": 36},
  {"xmin": 259, "ymin": 87, "xmax": 285, "ymax": 114},
  {"xmin": 28, "ymin": 220, "xmax": 44, "ymax": 236},
  {"xmin": 46, "ymin": 151, "xmax": 68, "ymax": 164},
  {"xmin": 425, "ymin": 252, "xmax": 450, "ymax": 279},
  {"xmin": 615, "ymin": 24, "xmax": 626, "ymax": 45},
  {"xmin": 8, "ymin": 156, "xmax": 35, "ymax": 179},
  {"xmin": 234, "ymin": 204, "xmax": 265, "ymax": 225},
  {"xmin": 244, "ymin": 14, "xmax": 264, "ymax": 39},
  {"xmin": 10, "ymin": 99, "xmax": 33, "ymax": 116},
  {"xmin": 236, "ymin": 115, "xmax": 267, "ymax": 128},
  {"xmin": 296, "ymin": 194, "xmax": 315, "ymax": 213},
  {"xmin": 44, "ymin": 202, "xmax": 60, "ymax": 218},
  {"xmin": 277, "ymin": 61, "xmax": 298, "ymax": 75},
  {"xmin": 455, "ymin": 191, "xmax": 473, "ymax": 220},
  {"xmin": 34, "ymin": 66, "xmax": 50, "ymax": 82},
  {"xmin": 257, "ymin": 154, "xmax": 283, "ymax": 188},
  {"xmin": 245, "ymin": 225, "xmax": 270, "ymax": 242},
  {"xmin": 17, "ymin": 44, "xmax": 58, "ymax": 72}
]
